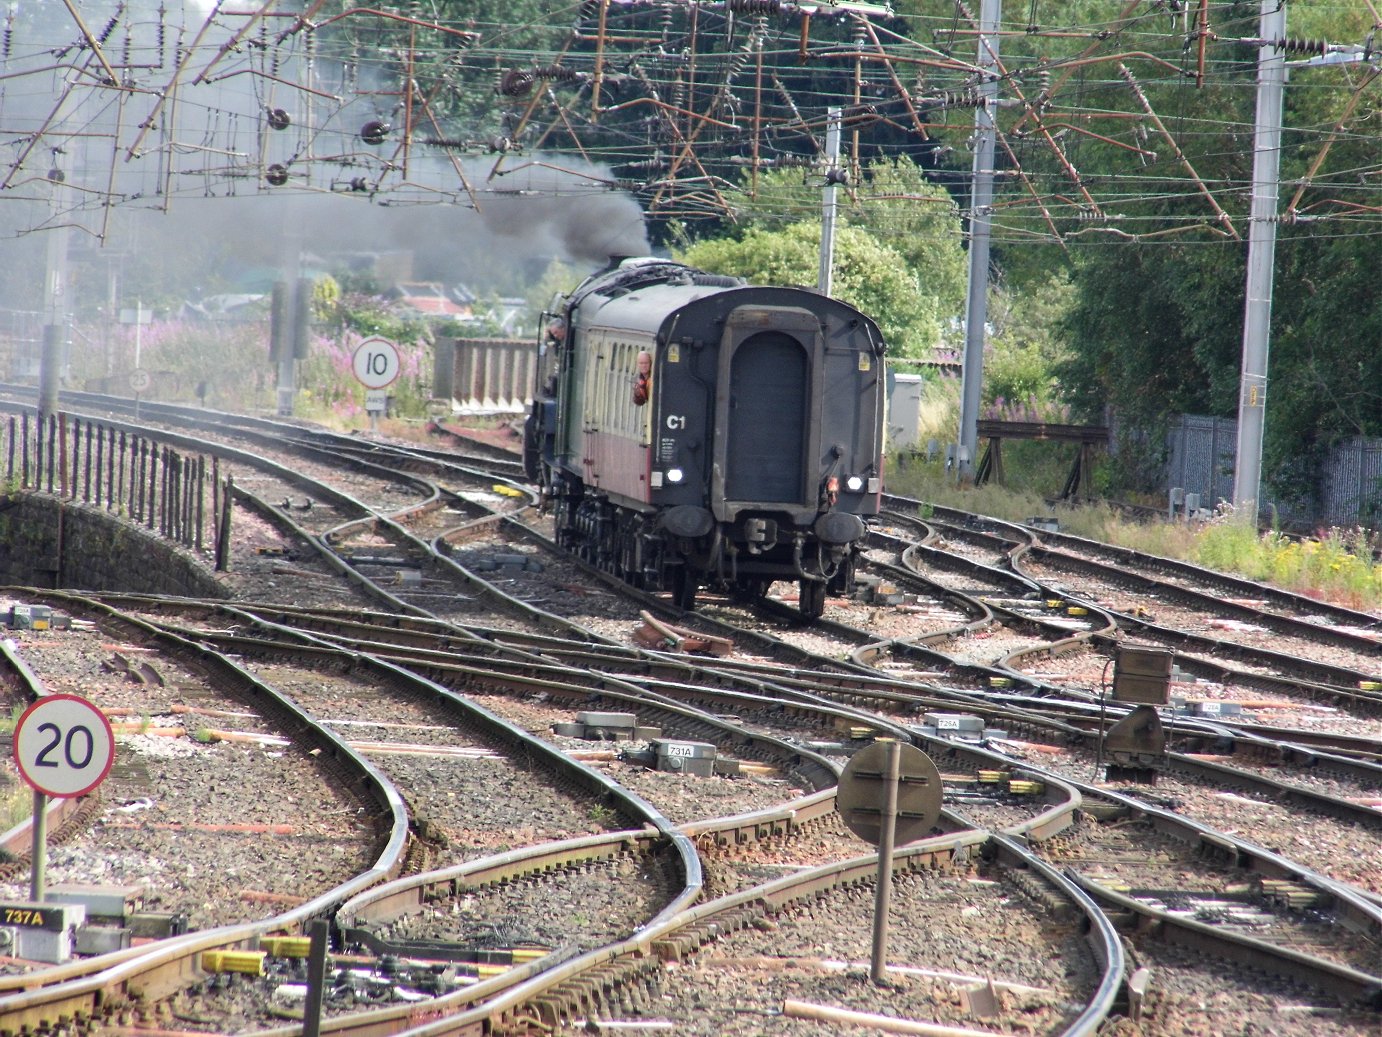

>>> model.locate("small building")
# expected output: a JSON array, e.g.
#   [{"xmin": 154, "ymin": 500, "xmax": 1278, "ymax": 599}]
[{"xmin": 386, "ymin": 282, "xmax": 475, "ymax": 321}]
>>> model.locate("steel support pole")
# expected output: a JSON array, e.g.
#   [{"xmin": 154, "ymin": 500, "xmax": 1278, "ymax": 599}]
[
  {"xmin": 870, "ymin": 739, "xmax": 901, "ymax": 985},
  {"xmin": 957, "ymin": 0, "xmax": 1000, "ymax": 481},
  {"xmin": 818, "ymin": 107, "xmax": 842, "ymax": 297},
  {"xmin": 1233, "ymin": 1, "xmax": 1287, "ymax": 524},
  {"xmin": 30, "ymin": 791, "xmax": 47, "ymax": 903}
]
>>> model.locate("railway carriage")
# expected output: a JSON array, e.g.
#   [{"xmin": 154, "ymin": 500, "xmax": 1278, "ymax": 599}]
[{"xmin": 523, "ymin": 258, "xmax": 886, "ymax": 619}]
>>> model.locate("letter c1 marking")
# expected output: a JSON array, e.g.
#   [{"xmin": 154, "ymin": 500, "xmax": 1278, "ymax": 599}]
[{"xmin": 666, "ymin": 414, "xmax": 686, "ymax": 430}]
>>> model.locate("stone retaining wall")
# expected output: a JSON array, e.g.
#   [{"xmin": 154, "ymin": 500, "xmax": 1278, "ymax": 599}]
[{"xmin": 0, "ymin": 493, "xmax": 227, "ymax": 598}]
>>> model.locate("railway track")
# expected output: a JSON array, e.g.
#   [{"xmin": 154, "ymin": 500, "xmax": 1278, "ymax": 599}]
[{"xmin": 0, "ymin": 389, "xmax": 1377, "ymax": 1034}]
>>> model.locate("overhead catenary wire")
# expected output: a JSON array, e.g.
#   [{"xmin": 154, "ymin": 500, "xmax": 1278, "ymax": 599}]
[{"xmin": 0, "ymin": 1, "xmax": 1374, "ymax": 243}]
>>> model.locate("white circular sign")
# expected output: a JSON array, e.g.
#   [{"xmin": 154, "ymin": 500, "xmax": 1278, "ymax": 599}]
[
  {"xmin": 129, "ymin": 368, "xmax": 151, "ymax": 393},
  {"xmin": 351, "ymin": 337, "xmax": 401, "ymax": 389},
  {"xmin": 14, "ymin": 694, "xmax": 116, "ymax": 798}
]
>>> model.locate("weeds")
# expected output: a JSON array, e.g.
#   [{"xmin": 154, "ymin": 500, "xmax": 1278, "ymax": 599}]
[
  {"xmin": 1, "ymin": 786, "xmax": 32, "ymax": 832},
  {"xmin": 0, "ymin": 706, "xmax": 24, "ymax": 737},
  {"xmin": 587, "ymin": 803, "xmax": 616, "ymax": 827},
  {"xmin": 886, "ymin": 451, "xmax": 1382, "ymax": 611}
]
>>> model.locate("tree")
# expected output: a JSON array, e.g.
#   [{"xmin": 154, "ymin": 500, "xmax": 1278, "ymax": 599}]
[
  {"xmin": 679, "ymin": 222, "xmax": 938, "ymax": 358},
  {"xmin": 680, "ymin": 158, "xmax": 966, "ymax": 358}
]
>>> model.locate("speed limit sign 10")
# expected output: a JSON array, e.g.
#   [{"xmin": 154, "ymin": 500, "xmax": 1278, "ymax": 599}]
[
  {"xmin": 13, "ymin": 694, "xmax": 115, "ymax": 798},
  {"xmin": 351, "ymin": 336, "xmax": 401, "ymax": 389}
]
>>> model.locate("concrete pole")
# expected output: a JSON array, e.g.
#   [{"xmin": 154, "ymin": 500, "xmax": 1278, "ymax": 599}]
[
  {"xmin": 1232, "ymin": 1, "xmax": 1287, "ymax": 525},
  {"xmin": 818, "ymin": 107, "xmax": 842, "ymax": 297},
  {"xmin": 957, "ymin": 0, "xmax": 1000, "ymax": 481}
]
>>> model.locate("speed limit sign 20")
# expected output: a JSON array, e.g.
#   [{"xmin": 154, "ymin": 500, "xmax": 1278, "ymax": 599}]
[{"xmin": 13, "ymin": 695, "xmax": 115, "ymax": 798}]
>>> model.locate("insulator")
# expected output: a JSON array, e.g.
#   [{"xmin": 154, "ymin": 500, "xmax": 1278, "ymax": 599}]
[
  {"xmin": 499, "ymin": 69, "xmax": 535, "ymax": 97},
  {"xmin": 122, "ymin": 30, "xmax": 131, "ymax": 68},
  {"xmin": 528, "ymin": 65, "xmax": 582, "ymax": 85},
  {"xmin": 576, "ymin": 0, "xmax": 601, "ymax": 26},
  {"xmin": 921, "ymin": 88, "xmax": 982, "ymax": 111},
  {"xmin": 97, "ymin": 15, "xmax": 119, "ymax": 46},
  {"xmin": 725, "ymin": 45, "xmax": 751, "ymax": 83},
  {"xmin": 266, "ymin": 108, "xmax": 290, "ymax": 131},
  {"xmin": 727, "ymin": 0, "xmax": 781, "ymax": 14},
  {"xmin": 4, "ymin": 13, "xmax": 13, "ymax": 60},
  {"xmin": 157, "ymin": 5, "xmax": 166, "ymax": 68},
  {"xmin": 422, "ymin": 137, "xmax": 472, "ymax": 149},
  {"xmin": 1271, "ymin": 36, "xmax": 1329, "ymax": 56},
  {"xmin": 265, "ymin": 164, "xmax": 289, "ymax": 187},
  {"xmin": 843, "ymin": 103, "xmax": 878, "ymax": 123},
  {"xmin": 360, "ymin": 120, "xmax": 389, "ymax": 145}
]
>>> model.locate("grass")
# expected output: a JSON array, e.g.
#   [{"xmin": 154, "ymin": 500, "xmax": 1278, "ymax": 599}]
[{"xmin": 886, "ymin": 451, "xmax": 1382, "ymax": 612}]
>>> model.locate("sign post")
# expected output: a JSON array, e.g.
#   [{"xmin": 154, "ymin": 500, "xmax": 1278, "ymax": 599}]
[
  {"xmin": 129, "ymin": 366, "xmax": 151, "ymax": 420},
  {"xmin": 351, "ymin": 337, "xmax": 401, "ymax": 435},
  {"xmin": 13, "ymin": 695, "xmax": 116, "ymax": 901},
  {"xmin": 836, "ymin": 740, "xmax": 942, "ymax": 984}
]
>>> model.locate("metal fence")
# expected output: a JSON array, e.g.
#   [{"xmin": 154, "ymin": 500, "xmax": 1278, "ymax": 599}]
[
  {"xmin": 1, "ymin": 412, "xmax": 233, "ymax": 566},
  {"xmin": 1167, "ymin": 414, "xmax": 1382, "ymax": 526},
  {"xmin": 1319, "ymin": 437, "xmax": 1382, "ymax": 527},
  {"xmin": 1165, "ymin": 415, "xmax": 1237, "ymax": 510}
]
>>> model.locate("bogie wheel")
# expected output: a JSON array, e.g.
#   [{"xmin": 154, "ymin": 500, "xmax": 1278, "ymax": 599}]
[
  {"xmin": 731, "ymin": 577, "xmax": 770, "ymax": 602},
  {"xmin": 799, "ymin": 578, "xmax": 826, "ymax": 620},
  {"xmin": 671, "ymin": 567, "xmax": 698, "ymax": 611}
]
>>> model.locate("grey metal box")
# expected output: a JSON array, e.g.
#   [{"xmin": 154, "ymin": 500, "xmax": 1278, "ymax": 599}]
[
  {"xmin": 75, "ymin": 925, "xmax": 133, "ymax": 955},
  {"xmin": 577, "ymin": 711, "xmax": 638, "ymax": 730},
  {"xmin": 922, "ymin": 713, "xmax": 985, "ymax": 734},
  {"xmin": 47, "ymin": 884, "xmax": 146, "ymax": 921},
  {"xmin": 3, "ymin": 902, "xmax": 85, "ymax": 963},
  {"xmin": 652, "ymin": 739, "xmax": 718, "ymax": 777},
  {"xmin": 127, "ymin": 911, "xmax": 189, "ymax": 939}
]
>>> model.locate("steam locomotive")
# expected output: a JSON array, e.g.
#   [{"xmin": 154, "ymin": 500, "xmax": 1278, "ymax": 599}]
[{"xmin": 522, "ymin": 258, "xmax": 886, "ymax": 619}]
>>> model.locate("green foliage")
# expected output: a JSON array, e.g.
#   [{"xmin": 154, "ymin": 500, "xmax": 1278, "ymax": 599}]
[
  {"xmin": 885, "ymin": 464, "xmax": 1382, "ymax": 609},
  {"xmin": 123, "ymin": 319, "xmax": 276, "ymax": 411},
  {"xmin": 329, "ymin": 293, "xmax": 429, "ymax": 345},
  {"xmin": 984, "ymin": 270, "xmax": 1075, "ymax": 417},
  {"xmin": 679, "ymin": 222, "xmax": 937, "ymax": 357},
  {"xmin": 586, "ymin": 803, "xmax": 617, "ymax": 827},
  {"xmin": 1196, "ymin": 521, "xmax": 1382, "ymax": 608},
  {"xmin": 309, "ymin": 276, "xmax": 342, "ymax": 322},
  {"xmin": 710, "ymin": 159, "xmax": 968, "ymax": 355},
  {"xmin": 851, "ymin": 158, "xmax": 967, "ymax": 316}
]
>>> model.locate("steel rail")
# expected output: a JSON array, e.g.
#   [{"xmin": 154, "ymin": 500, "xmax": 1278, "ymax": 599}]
[{"xmin": 0, "ymin": 598, "xmax": 411, "ymax": 1033}]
